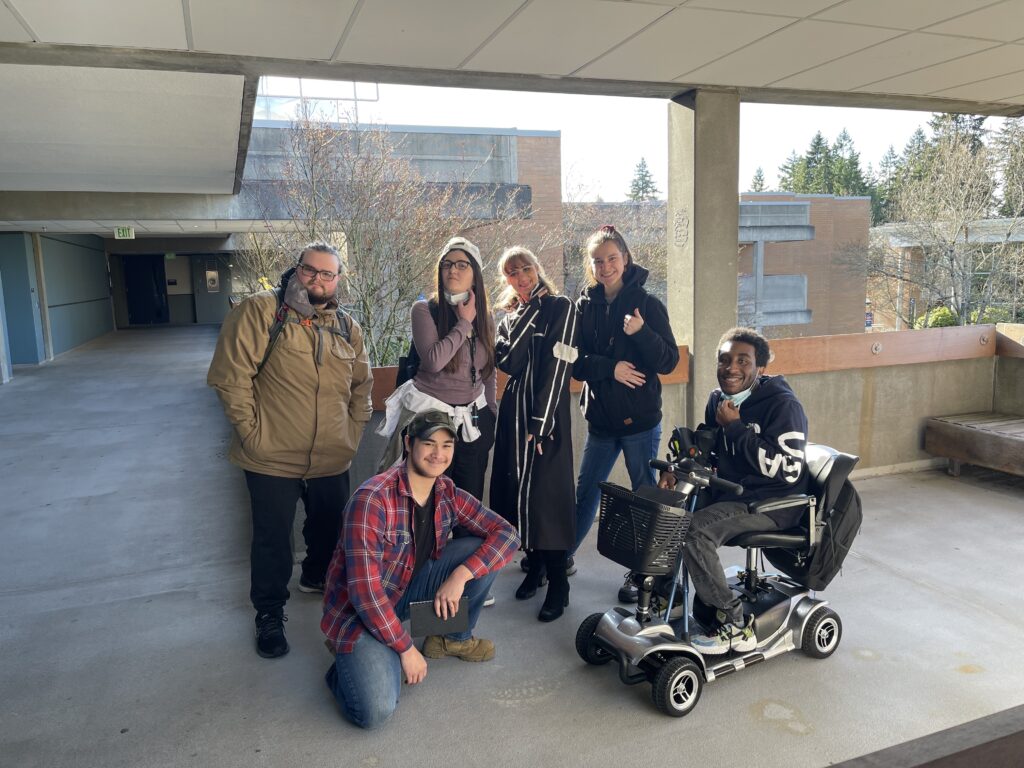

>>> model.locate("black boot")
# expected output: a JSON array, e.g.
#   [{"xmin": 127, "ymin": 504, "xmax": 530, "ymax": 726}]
[
  {"xmin": 538, "ymin": 551, "xmax": 570, "ymax": 622},
  {"xmin": 515, "ymin": 552, "xmax": 547, "ymax": 600}
]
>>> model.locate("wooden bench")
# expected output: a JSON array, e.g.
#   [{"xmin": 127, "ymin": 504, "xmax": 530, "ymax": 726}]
[{"xmin": 924, "ymin": 412, "xmax": 1024, "ymax": 477}]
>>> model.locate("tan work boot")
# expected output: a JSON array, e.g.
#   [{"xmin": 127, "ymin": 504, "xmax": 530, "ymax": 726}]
[{"xmin": 422, "ymin": 635, "xmax": 495, "ymax": 662}]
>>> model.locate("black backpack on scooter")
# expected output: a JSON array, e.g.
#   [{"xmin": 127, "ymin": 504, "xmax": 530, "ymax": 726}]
[{"xmin": 765, "ymin": 478, "xmax": 863, "ymax": 591}]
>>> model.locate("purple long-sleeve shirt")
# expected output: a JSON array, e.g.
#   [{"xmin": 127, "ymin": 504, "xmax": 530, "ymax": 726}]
[{"xmin": 410, "ymin": 300, "xmax": 497, "ymax": 412}]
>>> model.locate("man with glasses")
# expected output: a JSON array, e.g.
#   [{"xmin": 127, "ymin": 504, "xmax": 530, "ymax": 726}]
[
  {"xmin": 208, "ymin": 242, "xmax": 373, "ymax": 659},
  {"xmin": 322, "ymin": 410, "xmax": 518, "ymax": 730}
]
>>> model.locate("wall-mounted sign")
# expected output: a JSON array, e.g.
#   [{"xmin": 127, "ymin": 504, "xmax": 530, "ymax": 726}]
[
  {"xmin": 114, "ymin": 226, "xmax": 135, "ymax": 240},
  {"xmin": 164, "ymin": 252, "xmax": 176, "ymax": 261},
  {"xmin": 206, "ymin": 270, "xmax": 220, "ymax": 293}
]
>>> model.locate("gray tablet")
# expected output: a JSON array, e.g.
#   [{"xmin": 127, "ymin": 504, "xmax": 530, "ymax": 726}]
[{"xmin": 409, "ymin": 597, "xmax": 469, "ymax": 637}]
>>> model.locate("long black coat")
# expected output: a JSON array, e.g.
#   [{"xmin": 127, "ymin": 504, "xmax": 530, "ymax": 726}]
[{"xmin": 489, "ymin": 291, "xmax": 579, "ymax": 550}]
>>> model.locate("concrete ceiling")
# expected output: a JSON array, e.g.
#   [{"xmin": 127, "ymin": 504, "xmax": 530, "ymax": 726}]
[
  {"xmin": 1, "ymin": 0, "xmax": 1023, "ymax": 234},
  {"xmin": 0, "ymin": 64, "xmax": 244, "ymax": 194}
]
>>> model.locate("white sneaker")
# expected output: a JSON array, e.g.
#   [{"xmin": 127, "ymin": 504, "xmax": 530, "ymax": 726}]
[
  {"xmin": 483, "ymin": 594, "xmax": 496, "ymax": 607},
  {"xmin": 692, "ymin": 616, "xmax": 756, "ymax": 655}
]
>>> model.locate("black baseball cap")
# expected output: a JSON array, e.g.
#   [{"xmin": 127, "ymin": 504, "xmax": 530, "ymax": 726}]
[{"xmin": 406, "ymin": 410, "xmax": 457, "ymax": 440}]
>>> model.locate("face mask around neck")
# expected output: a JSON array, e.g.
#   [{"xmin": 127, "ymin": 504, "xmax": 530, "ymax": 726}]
[{"xmin": 724, "ymin": 385, "xmax": 755, "ymax": 408}]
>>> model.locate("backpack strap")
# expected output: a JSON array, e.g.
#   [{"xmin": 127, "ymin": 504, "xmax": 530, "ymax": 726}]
[
  {"xmin": 334, "ymin": 308, "xmax": 352, "ymax": 343},
  {"xmin": 256, "ymin": 293, "xmax": 354, "ymax": 377},
  {"xmin": 256, "ymin": 289, "xmax": 287, "ymax": 376}
]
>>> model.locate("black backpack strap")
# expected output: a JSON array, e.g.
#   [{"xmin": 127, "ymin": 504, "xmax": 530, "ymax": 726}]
[
  {"xmin": 335, "ymin": 308, "xmax": 352, "ymax": 343},
  {"xmin": 256, "ymin": 289, "xmax": 287, "ymax": 376}
]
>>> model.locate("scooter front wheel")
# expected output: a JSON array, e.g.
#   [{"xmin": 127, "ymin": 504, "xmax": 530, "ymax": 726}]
[
  {"xmin": 651, "ymin": 657, "xmax": 703, "ymax": 717},
  {"xmin": 575, "ymin": 612, "xmax": 613, "ymax": 666}
]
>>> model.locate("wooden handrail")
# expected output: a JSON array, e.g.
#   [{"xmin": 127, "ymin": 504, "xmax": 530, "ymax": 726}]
[
  {"xmin": 996, "ymin": 324, "xmax": 1024, "ymax": 359},
  {"xmin": 765, "ymin": 325, "xmax": 996, "ymax": 376},
  {"xmin": 368, "ymin": 325, "xmax": 1015, "ymax": 411}
]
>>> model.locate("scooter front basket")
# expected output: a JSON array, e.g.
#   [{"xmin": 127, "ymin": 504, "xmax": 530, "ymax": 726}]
[{"xmin": 596, "ymin": 483, "xmax": 691, "ymax": 575}]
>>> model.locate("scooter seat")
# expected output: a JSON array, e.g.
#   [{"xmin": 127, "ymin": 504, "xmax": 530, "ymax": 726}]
[{"xmin": 727, "ymin": 530, "xmax": 807, "ymax": 549}]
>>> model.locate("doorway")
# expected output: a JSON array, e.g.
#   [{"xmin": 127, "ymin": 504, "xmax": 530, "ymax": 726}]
[{"xmin": 122, "ymin": 254, "xmax": 169, "ymax": 325}]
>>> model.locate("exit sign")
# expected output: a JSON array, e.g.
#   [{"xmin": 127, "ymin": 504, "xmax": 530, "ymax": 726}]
[{"xmin": 114, "ymin": 226, "xmax": 135, "ymax": 240}]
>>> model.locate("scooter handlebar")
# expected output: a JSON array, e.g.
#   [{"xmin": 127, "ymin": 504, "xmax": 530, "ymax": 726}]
[
  {"xmin": 708, "ymin": 475, "xmax": 744, "ymax": 496},
  {"xmin": 650, "ymin": 458, "xmax": 742, "ymax": 495}
]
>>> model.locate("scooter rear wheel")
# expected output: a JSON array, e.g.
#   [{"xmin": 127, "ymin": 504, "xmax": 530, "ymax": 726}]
[
  {"xmin": 651, "ymin": 657, "xmax": 703, "ymax": 717},
  {"xmin": 801, "ymin": 607, "xmax": 842, "ymax": 658}
]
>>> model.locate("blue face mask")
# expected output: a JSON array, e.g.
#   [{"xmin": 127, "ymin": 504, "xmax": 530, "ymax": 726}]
[{"xmin": 724, "ymin": 386, "xmax": 754, "ymax": 408}]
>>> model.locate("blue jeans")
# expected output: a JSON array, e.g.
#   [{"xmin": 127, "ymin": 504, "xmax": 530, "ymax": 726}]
[
  {"xmin": 572, "ymin": 424, "xmax": 662, "ymax": 554},
  {"xmin": 325, "ymin": 536, "xmax": 497, "ymax": 729}
]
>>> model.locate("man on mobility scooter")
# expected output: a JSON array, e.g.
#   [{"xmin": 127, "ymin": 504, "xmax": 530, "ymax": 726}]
[{"xmin": 658, "ymin": 327, "xmax": 808, "ymax": 655}]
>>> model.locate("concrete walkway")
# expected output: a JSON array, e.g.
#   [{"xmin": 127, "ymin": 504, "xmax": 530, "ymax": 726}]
[{"xmin": 2, "ymin": 326, "xmax": 1023, "ymax": 768}]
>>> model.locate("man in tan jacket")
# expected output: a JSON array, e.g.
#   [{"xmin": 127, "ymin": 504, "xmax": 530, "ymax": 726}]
[{"xmin": 208, "ymin": 242, "xmax": 373, "ymax": 659}]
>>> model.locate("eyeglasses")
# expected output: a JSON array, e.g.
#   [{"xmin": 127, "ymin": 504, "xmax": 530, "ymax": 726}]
[
  {"xmin": 297, "ymin": 263, "xmax": 339, "ymax": 282},
  {"xmin": 440, "ymin": 260, "xmax": 472, "ymax": 272},
  {"xmin": 505, "ymin": 265, "xmax": 535, "ymax": 279}
]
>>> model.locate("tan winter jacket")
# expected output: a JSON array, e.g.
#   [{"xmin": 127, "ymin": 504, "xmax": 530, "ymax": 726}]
[{"xmin": 207, "ymin": 291, "xmax": 374, "ymax": 479}]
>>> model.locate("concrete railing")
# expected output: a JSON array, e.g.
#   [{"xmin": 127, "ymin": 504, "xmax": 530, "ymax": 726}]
[{"xmin": 348, "ymin": 325, "xmax": 1024, "ymax": 487}]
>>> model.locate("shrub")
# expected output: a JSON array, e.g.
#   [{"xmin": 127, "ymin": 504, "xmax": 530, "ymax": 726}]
[{"xmin": 914, "ymin": 306, "xmax": 958, "ymax": 328}]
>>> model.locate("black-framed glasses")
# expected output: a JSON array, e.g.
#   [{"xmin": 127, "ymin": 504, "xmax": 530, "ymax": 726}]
[
  {"xmin": 440, "ymin": 260, "xmax": 472, "ymax": 272},
  {"xmin": 297, "ymin": 263, "xmax": 339, "ymax": 281}
]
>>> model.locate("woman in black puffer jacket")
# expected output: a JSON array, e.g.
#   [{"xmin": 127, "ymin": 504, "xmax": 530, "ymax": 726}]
[{"xmin": 571, "ymin": 225, "xmax": 679, "ymax": 603}]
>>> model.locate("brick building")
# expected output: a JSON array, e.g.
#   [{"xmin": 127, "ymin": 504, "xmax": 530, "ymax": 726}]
[{"xmin": 740, "ymin": 192, "xmax": 870, "ymax": 338}]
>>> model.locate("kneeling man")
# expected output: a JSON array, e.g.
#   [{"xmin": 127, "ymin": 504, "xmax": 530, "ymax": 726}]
[
  {"xmin": 321, "ymin": 410, "xmax": 519, "ymax": 729},
  {"xmin": 660, "ymin": 327, "xmax": 808, "ymax": 655}
]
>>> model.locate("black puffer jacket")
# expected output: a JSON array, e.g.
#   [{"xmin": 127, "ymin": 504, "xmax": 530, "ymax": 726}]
[{"xmin": 573, "ymin": 265, "xmax": 679, "ymax": 437}]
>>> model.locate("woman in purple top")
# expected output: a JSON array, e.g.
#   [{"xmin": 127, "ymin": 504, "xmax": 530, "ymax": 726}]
[{"xmin": 377, "ymin": 237, "xmax": 498, "ymax": 501}]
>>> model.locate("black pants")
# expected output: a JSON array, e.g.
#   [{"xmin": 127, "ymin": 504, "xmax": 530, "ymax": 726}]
[
  {"xmin": 445, "ymin": 405, "xmax": 496, "ymax": 502},
  {"xmin": 681, "ymin": 500, "xmax": 777, "ymax": 625},
  {"xmin": 244, "ymin": 470, "xmax": 350, "ymax": 615}
]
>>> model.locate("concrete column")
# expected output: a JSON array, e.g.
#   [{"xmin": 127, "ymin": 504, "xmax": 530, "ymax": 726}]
[
  {"xmin": 0, "ymin": 270, "xmax": 11, "ymax": 383},
  {"xmin": 31, "ymin": 233, "xmax": 54, "ymax": 362},
  {"xmin": 666, "ymin": 89, "xmax": 740, "ymax": 425}
]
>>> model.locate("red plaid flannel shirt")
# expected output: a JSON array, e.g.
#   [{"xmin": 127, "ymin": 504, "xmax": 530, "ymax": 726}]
[{"xmin": 321, "ymin": 462, "xmax": 519, "ymax": 655}]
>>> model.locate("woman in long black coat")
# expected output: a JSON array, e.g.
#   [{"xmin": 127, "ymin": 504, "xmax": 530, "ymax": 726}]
[{"xmin": 489, "ymin": 246, "xmax": 580, "ymax": 622}]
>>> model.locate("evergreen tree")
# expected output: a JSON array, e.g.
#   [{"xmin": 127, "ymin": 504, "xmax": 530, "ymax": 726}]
[
  {"xmin": 804, "ymin": 131, "xmax": 834, "ymax": 194},
  {"xmin": 750, "ymin": 167, "xmax": 766, "ymax": 192},
  {"xmin": 626, "ymin": 158, "xmax": 660, "ymax": 201},
  {"xmin": 928, "ymin": 113, "xmax": 987, "ymax": 153},
  {"xmin": 994, "ymin": 118, "xmax": 1024, "ymax": 218},
  {"xmin": 873, "ymin": 145, "xmax": 901, "ymax": 224},
  {"xmin": 900, "ymin": 127, "xmax": 932, "ymax": 183},
  {"xmin": 831, "ymin": 129, "xmax": 869, "ymax": 197},
  {"xmin": 778, "ymin": 151, "xmax": 807, "ymax": 192}
]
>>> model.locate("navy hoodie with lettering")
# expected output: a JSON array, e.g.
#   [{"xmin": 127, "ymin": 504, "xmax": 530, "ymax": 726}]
[{"xmin": 703, "ymin": 374, "xmax": 809, "ymax": 527}]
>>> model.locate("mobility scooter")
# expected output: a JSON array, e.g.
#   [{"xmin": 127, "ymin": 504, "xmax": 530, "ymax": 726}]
[{"xmin": 575, "ymin": 427, "xmax": 860, "ymax": 717}]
